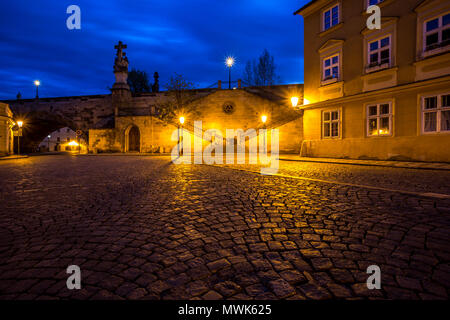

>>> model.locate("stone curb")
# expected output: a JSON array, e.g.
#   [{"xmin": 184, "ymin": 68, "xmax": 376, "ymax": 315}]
[
  {"xmin": 0, "ymin": 155, "xmax": 28, "ymax": 161},
  {"xmin": 278, "ymin": 156, "xmax": 450, "ymax": 171},
  {"xmin": 77, "ymin": 153, "xmax": 172, "ymax": 157}
]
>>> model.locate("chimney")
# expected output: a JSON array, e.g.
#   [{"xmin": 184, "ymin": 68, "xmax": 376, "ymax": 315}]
[
  {"xmin": 218, "ymin": 80, "xmax": 222, "ymax": 89},
  {"xmin": 238, "ymin": 79, "xmax": 242, "ymax": 89}
]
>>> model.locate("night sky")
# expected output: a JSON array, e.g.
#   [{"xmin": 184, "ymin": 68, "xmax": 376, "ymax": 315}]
[{"xmin": 0, "ymin": 0, "xmax": 308, "ymax": 99}]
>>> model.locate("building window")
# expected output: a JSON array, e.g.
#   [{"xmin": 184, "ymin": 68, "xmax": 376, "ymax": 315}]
[
  {"xmin": 424, "ymin": 13, "xmax": 450, "ymax": 52},
  {"xmin": 323, "ymin": 54, "xmax": 340, "ymax": 81},
  {"xmin": 422, "ymin": 93, "xmax": 450, "ymax": 133},
  {"xmin": 323, "ymin": 110, "xmax": 340, "ymax": 138},
  {"xmin": 367, "ymin": 103, "xmax": 392, "ymax": 136},
  {"xmin": 368, "ymin": 36, "xmax": 391, "ymax": 68},
  {"xmin": 368, "ymin": 0, "xmax": 383, "ymax": 6},
  {"xmin": 323, "ymin": 4, "xmax": 339, "ymax": 31},
  {"xmin": 57, "ymin": 137, "xmax": 60, "ymax": 142}
]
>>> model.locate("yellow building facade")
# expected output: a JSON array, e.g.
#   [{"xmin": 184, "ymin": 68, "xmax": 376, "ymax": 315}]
[
  {"xmin": 0, "ymin": 103, "xmax": 14, "ymax": 156},
  {"xmin": 295, "ymin": 0, "xmax": 450, "ymax": 162}
]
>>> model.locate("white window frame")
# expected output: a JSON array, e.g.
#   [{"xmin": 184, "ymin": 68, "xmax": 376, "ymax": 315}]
[
  {"xmin": 367, "ymin": 102, "xmax": 393, "ymax": 137},
  {"xmin": 322, "ymin": 110, "xmax": 340, "ymax": 139},
  {"xmin": 423, "ymin": 12, "xmax": 450, "ymax": 56},
  {"xmin": 421, "ymin": 93, "xmax": 450, "ymax": 134},
  {"xmin": 322, "ymin": 4, "xmax": 340, "ymax": 32},
  {"xmin": 367, "ymin": 35, "xmax": 391, "ymax": 71},
  {"xmin": 322, "ymin": 54, "xmax": 340, "ymax": 83}
]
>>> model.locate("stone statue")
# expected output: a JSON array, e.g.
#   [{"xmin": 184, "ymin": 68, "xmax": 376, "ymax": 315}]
[
  {"xmin": 114, "ymin": 41, "xmax": 129, "ymax": 74},
  {"xmin": 113, "ymin": 41, "xmax": 129, "ymax": 86}
]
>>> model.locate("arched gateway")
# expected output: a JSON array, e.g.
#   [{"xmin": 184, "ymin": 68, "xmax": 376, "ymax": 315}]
[{"xmin": 127, "ymin": 126, "xmax": 140, "ymax": 152}]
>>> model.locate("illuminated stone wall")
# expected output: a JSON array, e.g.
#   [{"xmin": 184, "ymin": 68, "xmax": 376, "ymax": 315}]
[{"xmin": 92, "ymin": 86, "xmax": 304, "ymax": 154}]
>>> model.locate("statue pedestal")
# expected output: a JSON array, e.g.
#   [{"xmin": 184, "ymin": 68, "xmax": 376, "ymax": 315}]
[
  {"xmin": 112, "ymin": 72, "xmax": 131, "ymax": 117},
  {"xmin": 112, "ymin": 42, "xmax": 131, "ymax": 117}
]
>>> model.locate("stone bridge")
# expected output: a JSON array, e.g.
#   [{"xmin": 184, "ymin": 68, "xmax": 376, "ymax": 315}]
[
  {"xmin": 2, "ymin": 94, "xmax": 114, "ymax": 152},
  {"xmin": 3, "ymin": 84, "xmax": 304, "ymax": 153}
]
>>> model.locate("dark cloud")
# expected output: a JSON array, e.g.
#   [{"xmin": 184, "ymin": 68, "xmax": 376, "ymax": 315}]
[{"xmin": 0, "ymin": 0, "xmax": 308, "ymax": 99}]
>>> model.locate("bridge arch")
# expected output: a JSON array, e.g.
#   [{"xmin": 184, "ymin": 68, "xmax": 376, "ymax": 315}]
[{"xmin": 12, "ymin": 110, "xmax": 81, "ymax": 153}]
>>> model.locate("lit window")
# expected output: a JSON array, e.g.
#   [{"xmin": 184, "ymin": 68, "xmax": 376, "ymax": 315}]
[
  {"xmin": 323, "ymin": 110, "xmax": 340, "ymax": 138},
  {"xmin": 367, "ymin": 103, "xmax": 392, "ymax": 136},
  {"xmin": 422, "ymin": 94, "xmax": 450, "ymax": 133},
  {"xmin": 424, "ymin": 13, "xmax": 450, "ymax": 52},
  {"xmin": 323, "ymin": 54, "xmax": 340, "ymax": 81},
  {"xmin": 368, "ymin": 36, "xmax": 391, "ymax": 68},
  {"xmin": 323, "ymin": 4, "xmax": 339, "ymax": 31}
]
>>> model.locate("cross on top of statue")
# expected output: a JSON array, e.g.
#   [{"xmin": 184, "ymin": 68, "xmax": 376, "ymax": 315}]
[
  {"xmin": 114, "ymin": 41, "xmax": 127, "ymax": 60},
  {"xmin": 113, "ymin": 41, "xmax": 130, "ymax": 84}
]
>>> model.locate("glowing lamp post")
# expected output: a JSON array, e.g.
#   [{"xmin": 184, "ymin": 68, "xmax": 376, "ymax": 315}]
[
  {"xmin": 291, "ymin": 96, "xmax": 299, "ymax": 108},
  {"xmin": 178, "ymin": 116, "xmax": 185, "ymax": 156},
  {"xmin": 225, "ymin": 57, "xmax": 235, "ymax": 90},
  {"xmin": 34, "ymin": 80, "xmax": 40, "ymax": 98},
  {"xmin": 47, "ymin": 135, "xmax": 51, "ymax": 152},
  {"xmin": 17, "ymin": 121, "xmax": 23, "ymax": 155},
  {"xmin": 261, "ymin": 115, "xmax": 267, "ymax": 154}
]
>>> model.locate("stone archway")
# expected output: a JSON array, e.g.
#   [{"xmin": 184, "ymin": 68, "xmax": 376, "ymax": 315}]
[
  {"xmin": 7, "ymin": 110, "xmax": 80, "ymax": 153},
  {"xmin": 126, "ymin": 125, "xmax": 140, "ymax": 152}
]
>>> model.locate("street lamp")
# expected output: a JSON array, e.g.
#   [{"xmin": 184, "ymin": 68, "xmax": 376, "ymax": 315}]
[
  {"xmin": 225, "ymin": 57, "xmax": 235, "ymax": 90},
  {"xmin": 34, "ymin": 80, "xmax": 40, "ymax": 98},
  {"xmin": 261, "ymin": 115, "xmax": 267, "ymax": 154},
  {"xmin": 178, "ymin": 116, "xmax": 185, "ymax": 156},
  {"xmin": 291, "ymin": 96, "xmax": 299, "ymax": 108},
  {"xmin": 17, "ymin": 121, "xmax": 23, "ymax": 155},
  {"xmin": 261, "ymin": 115, "xmax": 267, "ymax": 124},
  {"xmin": 47, "ymin": 135, "xmax": 51, "ymax": 152}
]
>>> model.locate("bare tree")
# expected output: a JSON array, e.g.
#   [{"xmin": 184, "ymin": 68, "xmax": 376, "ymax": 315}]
[
  {"xmin": 242, "ymin": 49, "xmax": 280, "ymax": 86},
  {"xmin": 155, "ymin": 73, "xmax": 198, "ymax": 123},
  {"xmin": 243, "ymin": 61, "xmax": 254, "ymax": 87}
]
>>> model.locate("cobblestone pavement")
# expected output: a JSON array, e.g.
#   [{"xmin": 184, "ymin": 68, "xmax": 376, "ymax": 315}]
[
  {"xmin": 0, "ymin": 155, "xmax": 449, "ymax": 300},
  {"xmin": 221, "ymin": 159, "xmax": 450, "ymax": 195}
]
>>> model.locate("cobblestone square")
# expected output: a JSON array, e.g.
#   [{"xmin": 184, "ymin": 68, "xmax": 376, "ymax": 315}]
[{"xmin": 0, "ymin": 155, "xmax": 449, "ymax": 300}]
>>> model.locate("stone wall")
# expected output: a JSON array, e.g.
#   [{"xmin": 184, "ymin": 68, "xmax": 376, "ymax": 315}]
[
  {"xmin": 92, "ymin": 87, "xmax": 304, "ymax": 154},
  {"xmin": 6, "ymin": 95, "xmax": 115, "ymax": 131}
]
